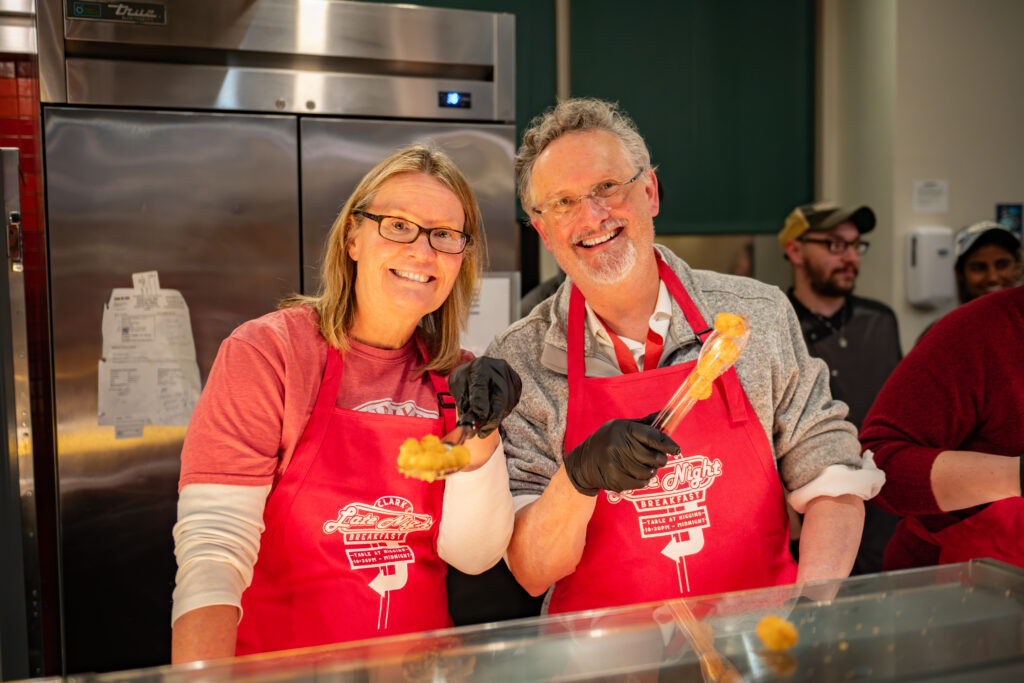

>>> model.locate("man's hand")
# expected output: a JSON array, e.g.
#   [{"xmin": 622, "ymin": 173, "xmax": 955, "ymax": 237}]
[
  {"xmin": 449, "ymin": 357, "xmax": 523, "ymax": 437},
  {"xmin": 564, "ymin": 414, "xmax": 679, "ymax": 496}
]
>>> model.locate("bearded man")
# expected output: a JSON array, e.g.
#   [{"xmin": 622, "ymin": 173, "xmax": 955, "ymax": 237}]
[
  {"xmin": 486, "ymin": 99, "xmax": 881, "ymax": 614},
  {"xmin": 780, "ymin": 202, "xmax": 902, "ymax": 574}
]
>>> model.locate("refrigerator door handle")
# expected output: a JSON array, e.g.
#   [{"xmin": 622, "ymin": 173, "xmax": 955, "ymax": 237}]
[{"xmin": 7, "ymin": 208, "xmax": 22, "ymax": 272}]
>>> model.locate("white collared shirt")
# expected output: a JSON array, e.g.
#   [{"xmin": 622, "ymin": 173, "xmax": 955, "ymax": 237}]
[{"xmin": 584, "ymin": 280, "xmax": 674, "ymax": 371}]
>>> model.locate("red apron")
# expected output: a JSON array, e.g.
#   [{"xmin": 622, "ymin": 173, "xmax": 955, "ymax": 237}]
[
  {"xmin": 236, "ymin": 337, "xmax": 453, "ymax": 654},
  {"xmin": 548, "ymin": 258, "xmax": 798, "ymax": 614},
  {"xmin": 902, "ymin": 497, "xmax": 1024, "ymax": 567}
]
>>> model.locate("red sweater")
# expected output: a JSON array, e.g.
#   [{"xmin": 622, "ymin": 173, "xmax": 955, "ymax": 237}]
[{"xmin": 861, "ymin": 286, "xmax": 1024, "ymax": 559}]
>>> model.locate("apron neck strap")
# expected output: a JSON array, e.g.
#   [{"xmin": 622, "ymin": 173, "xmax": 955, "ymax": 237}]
[
  {"xmin": 568, "ymin": 285, "xmax": 588, "ymax": 379},
  {"xmin": 655, "ymin": 254, "xmax": 711, "ymax": 340},
  {"xmin": 317, "ymin": 345, "xmax": 346, "ymax": 416},
  {"xmin": 568, "ymin": 252, "xmax": 748, "ymax": 422},
  {"xmin": 416, "ymin": 333, "xmax": 460, "ymax": 433},
  {"xmin": 323, "ymin": 334, "xmax": 458, "ymax": 433},
  {"xmin": 593, "ymin": 313, "xmax": 664, "ymax": 374},
  {"xmin": 569, "ymin": 252, "xmax": 699, "ymax": 377}
]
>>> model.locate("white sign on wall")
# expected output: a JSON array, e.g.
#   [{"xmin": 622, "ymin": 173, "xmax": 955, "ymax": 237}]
[{"xmin": 912, "ymin": 179, "xmax": 950, "ymax": 214}]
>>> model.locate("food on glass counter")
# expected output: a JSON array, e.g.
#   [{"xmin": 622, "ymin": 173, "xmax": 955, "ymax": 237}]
[
  {"xmin": 756, "ymin": 614, "xmax": 799, "ymax": 652},
  {"xmin": 758, "ymin": 650, "xmax": 798, "ymax": 677},
  {"xmin": 397, "ymin": 434, "xmax": 470, "ymax": 482}
]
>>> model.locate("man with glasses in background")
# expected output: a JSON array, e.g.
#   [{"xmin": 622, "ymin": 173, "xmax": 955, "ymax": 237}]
[
  {"xmin": 487, "ymin": 98, "xmax": 883, "ymax": 614},
  {"xmin": 779, "ymin": 202, "xmax": 902, "ymax": 574}
]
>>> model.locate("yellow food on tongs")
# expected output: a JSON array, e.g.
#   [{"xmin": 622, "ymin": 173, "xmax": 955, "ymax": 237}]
[
  {"xmin": 652, "ymin": 313, "xmax": 750, "ymax": 434},
  {"xmin": 397, "ymin": 428, "xmax": 473, "ymax": 482}
]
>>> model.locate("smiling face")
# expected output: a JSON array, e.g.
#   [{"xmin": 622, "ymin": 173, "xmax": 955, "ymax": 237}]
[
  {"xmin": 528, "ymin": 129, "xmax": 659, "ymax": 289},
  {"xmin": 347, "ymin": 172, "xmax": 466, "ymax": 342},
  {"xmin": 958, "ymin": 244, "xmax": 1019, "ymax": 302}
]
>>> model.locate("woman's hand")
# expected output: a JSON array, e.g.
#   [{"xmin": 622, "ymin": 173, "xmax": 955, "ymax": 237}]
[
  {"xmin": 449, "ymin": 357, "xmax": 522, "ymax": 470},
  {"xmin": 448, "ymin": 357, "xmax": 522, "ymax": 437}
]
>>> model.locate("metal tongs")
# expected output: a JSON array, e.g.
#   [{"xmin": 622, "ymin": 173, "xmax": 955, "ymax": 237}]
[
  {"xmin": 651, "ymin": 313, "xmax": 751, "ymax": 434},
  {"xmin": 441, "ymin": 419, "xmax": 478, "ymax": 450}
]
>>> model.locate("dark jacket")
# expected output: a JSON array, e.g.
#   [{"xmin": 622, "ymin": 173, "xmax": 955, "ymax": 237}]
[{"xmin": 787, "ymin": 291, "xmax": 902, "ymax": 430}]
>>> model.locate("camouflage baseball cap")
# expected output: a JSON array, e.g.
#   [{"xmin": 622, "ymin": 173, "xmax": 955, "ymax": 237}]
[{"xmin": 778, "ymin": 202, "xmax": 876, "ymax": 248}]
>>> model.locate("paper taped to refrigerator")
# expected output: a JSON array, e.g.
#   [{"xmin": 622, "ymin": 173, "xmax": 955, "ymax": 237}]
[
  {"xmin": 98, "ymin": 284, "xmax": 201, "ymax": 432},
  {"xmin": 463, "ymin": 274, "xmax": 514, "ymax": 357}
]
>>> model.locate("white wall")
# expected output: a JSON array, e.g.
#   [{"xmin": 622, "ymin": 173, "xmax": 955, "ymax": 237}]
[
  {"xmin": 818, "ymin": 0, "xmax": 896, "ymax": 307},
  {"xmin": 818, "ymin": 0, "xmax": 1024, "ymax": 349}
]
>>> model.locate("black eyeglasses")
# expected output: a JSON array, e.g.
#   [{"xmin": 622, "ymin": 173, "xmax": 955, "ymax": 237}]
[
  {"xmin": 531, "ymin": 168, "xmax": 646, "ymax": 222},
  {"xmin": 798, "ymin": 236, "xmax": 870, "ymax": 255},
  {"xmin": 353, "ymin": 210, "xmax": 471, "ymax": 255}
]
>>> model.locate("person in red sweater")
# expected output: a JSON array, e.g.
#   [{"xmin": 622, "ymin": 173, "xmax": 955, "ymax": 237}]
[{"xmin": 861, "ymin": 285, "xmax": 1024, "ymax": 570}]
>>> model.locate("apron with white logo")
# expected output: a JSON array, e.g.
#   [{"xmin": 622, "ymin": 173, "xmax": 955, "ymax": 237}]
[
  {"xmin": 236, "ymin": 337, "xmax": 453, "ymax": 654},
  {"xmin": 549, "ymin": 258, "xmax": 798, "ymax": 613}
]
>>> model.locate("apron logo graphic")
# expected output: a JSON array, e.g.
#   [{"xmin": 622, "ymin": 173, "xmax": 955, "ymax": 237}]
[
  {"xmin": 323, "ymin": 496, "xmax": 434, "ymax": 629},
  {"xmin": 607, "ymin": 453, "xmax": 723, "ymax": 594}
]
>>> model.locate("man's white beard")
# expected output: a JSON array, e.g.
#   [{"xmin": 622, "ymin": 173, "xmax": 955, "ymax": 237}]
[{"xmin": 580, "ymin": 237, "xmax": 638, "ymax": 285}]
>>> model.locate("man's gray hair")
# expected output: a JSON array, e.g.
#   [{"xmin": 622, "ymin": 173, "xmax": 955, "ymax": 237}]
[{"xmin": 514, "ymin": 97, "xmax": 653, "ymax": 211}]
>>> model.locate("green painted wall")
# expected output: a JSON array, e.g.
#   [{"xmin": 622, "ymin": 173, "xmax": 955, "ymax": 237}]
[
  {"xmin": 570, "ymin": 1, "xmax": 815, "ymax": 235},
  {"xmin": 366, "ymin": 1, "xmax": 813, "ymax": 235}
]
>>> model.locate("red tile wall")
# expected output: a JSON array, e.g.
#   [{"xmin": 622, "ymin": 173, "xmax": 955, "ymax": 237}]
[{"xmin": 0, "ymin": 54, "xmax": 51, "ymax": 453}]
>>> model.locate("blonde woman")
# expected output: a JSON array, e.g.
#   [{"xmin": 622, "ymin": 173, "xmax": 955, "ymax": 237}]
[{"xmin": 171, "ymin": 146, "xmax": 519, "ymax": 662}]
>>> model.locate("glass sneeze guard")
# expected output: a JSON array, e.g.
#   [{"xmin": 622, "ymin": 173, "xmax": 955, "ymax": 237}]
[{"xmin": 55, "ymin": 559, "xmax": 1024, "ymax": 683}]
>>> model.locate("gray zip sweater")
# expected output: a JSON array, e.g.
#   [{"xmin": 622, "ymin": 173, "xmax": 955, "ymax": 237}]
[{"xmin": 487, "ymin": 246, "xmax": 869, "ymax": 505}]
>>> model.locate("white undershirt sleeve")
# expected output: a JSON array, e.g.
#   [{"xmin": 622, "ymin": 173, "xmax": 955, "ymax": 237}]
[
  {"xmin": 437, "ymin": 440, "xmax": 515, "ymax": 575},
  {"xmin": 171, "ymin": 483, "xmax": 270, "ymax": 626},
  {"xmin": 785, "ymin": 449, "xmax": 885, "ymax": 514}
]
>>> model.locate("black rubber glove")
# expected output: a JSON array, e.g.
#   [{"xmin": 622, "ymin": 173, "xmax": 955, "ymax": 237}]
[
  {"xmin": 448, "ymin": 357, "xmax": 523, "ymax": 438},
  {"xmin": 564, "ymin": 413, "xmax": 680, "ymax": 496}
]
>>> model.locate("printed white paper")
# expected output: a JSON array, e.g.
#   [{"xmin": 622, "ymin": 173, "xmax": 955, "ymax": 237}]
[
  {"xmin": 131, "ymin": 270, "xmax": 160, "ymax": 295},
  {"xmin": 97, "ymin": 277, "xmax": 201, "ymax": 437},
  {"xmin": 913, "ymin": 179, "xmax": 950, "ymax": 214}
]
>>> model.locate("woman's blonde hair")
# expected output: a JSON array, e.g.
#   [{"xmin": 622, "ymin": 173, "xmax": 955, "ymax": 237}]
[{"xmin": 282, "ymin": 145, "xmax": 485, "ymax": 374}]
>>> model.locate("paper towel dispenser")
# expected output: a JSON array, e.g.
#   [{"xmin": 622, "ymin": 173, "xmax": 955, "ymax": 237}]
[{"xmin": 907, "ymin": 226, "xmax": 954, "ymax": 308}]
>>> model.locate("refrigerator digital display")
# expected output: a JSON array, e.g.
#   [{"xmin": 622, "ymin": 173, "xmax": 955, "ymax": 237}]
[
  {"xmin": 72, "ymin": 2, "xmax": 102, "ymax": 17},
  {"xmin": 438, "ymin": 91, "xmax": 472, "ymax": 109}
]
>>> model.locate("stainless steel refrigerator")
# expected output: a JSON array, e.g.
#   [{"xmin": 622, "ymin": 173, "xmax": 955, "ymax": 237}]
[{"xmin": 32, "ymin": 0, "xmax": 517, "ymax": 674}]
